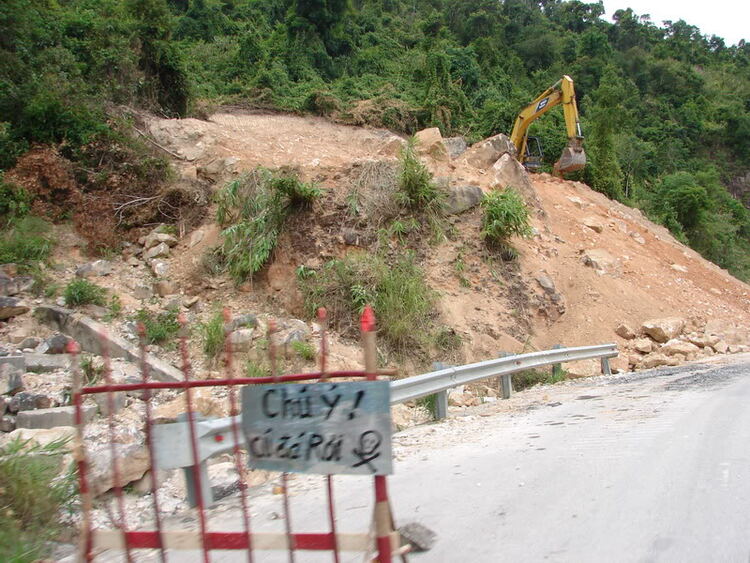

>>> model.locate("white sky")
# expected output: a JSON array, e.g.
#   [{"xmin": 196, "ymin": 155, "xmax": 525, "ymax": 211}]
[{"xmin": 601, "ymin": 1, "xmax": 748, "ymax": 46}]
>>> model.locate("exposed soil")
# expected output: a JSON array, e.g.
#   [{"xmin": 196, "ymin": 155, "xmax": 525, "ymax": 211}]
[{"xmin": 137, "ymin": 110, "xmax": 750, "ymax": 372}]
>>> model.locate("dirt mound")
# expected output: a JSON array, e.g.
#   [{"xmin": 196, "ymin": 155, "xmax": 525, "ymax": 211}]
[{"xmin": 135, "ymin": 110, "xmax": 750, "ymax": 371}]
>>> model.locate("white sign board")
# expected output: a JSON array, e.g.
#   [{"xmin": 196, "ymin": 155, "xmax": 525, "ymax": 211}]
[{"xmin": 241, "ymin": 381, "xmax": 392, "ymax": 475}]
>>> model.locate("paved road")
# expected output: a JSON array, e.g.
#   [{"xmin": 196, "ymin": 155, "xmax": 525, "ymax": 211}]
[{"xmin": 102, "ymin": 356, "xmax": 750, "ymax": 562}]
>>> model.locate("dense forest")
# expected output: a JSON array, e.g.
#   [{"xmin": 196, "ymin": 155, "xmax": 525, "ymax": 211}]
[{"xmin": 2, "ymin": 0, "xmax": 750, "ymax": 278}]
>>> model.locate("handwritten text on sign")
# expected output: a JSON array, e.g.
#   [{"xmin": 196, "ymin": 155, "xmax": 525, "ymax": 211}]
[{"xmin": 241, "ymin": 381, "xmax": 392, "ymax": 475}]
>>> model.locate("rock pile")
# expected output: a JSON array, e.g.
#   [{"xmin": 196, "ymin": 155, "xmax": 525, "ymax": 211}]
[{"xmin": 613, "ymin": 317, "xmax": 749, "ymax": 371}]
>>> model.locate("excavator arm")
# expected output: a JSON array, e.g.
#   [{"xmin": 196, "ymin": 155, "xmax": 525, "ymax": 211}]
[{"xmin": 509, "ymin": 75, "xmax": 586, "ymax": 175}]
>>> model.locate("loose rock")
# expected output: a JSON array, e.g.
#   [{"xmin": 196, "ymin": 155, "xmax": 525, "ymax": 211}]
[
  {"xmin": 641, "ymin": 317, "xmax": 685, "ymax": 343},
  {"xmin": 0, "ymin": 297, "xmax": 30, "ymax": 320}
]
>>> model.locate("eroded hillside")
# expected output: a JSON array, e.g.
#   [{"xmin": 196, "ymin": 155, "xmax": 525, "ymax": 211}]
[{"xmin": 143, "ymin": 110, "xmax": 750, "ymax": 374}]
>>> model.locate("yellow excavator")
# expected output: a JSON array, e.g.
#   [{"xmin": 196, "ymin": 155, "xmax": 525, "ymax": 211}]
[{"xmin": 509, "ymin": 75, "xmax": 586, "ymax": 176}]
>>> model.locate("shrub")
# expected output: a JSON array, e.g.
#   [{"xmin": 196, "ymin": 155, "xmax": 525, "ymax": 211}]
[
  {"xmin": 480, "ymin": 188, "xmax": 533, "ymax": 251},
  {"xmin": 0, "ymin": 216, "xmax": 54, "ymax": 269},
  {"xmin": 0, "ymin": 177, "xmax": 30, "ymax": 220},
  {"xmin": 246, "ymin": 361, "xmax": 270, "ymax": 378},
  {"xmin": 201, "ymin": 310, "xmax": 226, "ymax": 361},
  {"xmin": 215, "ymin": 169, "xmax": 321, "ymax": 284},
  {"xmin": 291, "ymin": 340, "xmax": 316, "ymax": 361},
  {"xmin": 63, "ymin": 279, "xmax": 107, "ymax": 307},
  {"xmin": 298, "ymin": 251, "xmax": 438, "ymax": 353},
  {"xmin": 397, "ymin": 139, "xmax": 442, "ymax": 211},
  {"xmin": 133, "ymin": 308, "xmax": 181, "ymax": 345},
  {"xmin": 512, "ymin": 368, "xmax": 565, "ymax": 391},
  {"xmin": 0, "ymin": 436, "xmax": 76, "ymax": 561}
]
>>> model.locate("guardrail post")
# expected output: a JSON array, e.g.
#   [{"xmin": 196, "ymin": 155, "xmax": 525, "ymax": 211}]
[
  {"xmin": 177, "ymin": 413, "xmax": 213, "ymax": 508},
  {"xmin": 432, "ymin": 362, "xmax": 450, "ymax": 420},
  {"xmin": 551, "ymin": 344, "xmax": 563, "ymax": 380},
  {"xmin": 435, "ymin": 390, "xmax": 448, "ymax": 420},
  {"xmin": 600, "ymin": 357, "xmax": 612, "ymax": 375},
  {"xmin": 497, "ymin": 353, "xmax": 513, "ymax": 399}
]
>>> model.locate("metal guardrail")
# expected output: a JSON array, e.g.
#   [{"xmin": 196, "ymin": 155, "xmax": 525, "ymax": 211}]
[
  {"xmin": 391, "ymin": 343, "xmax": 618, "ymax": 404},
  {"xmin": 153, "ymin": 343, "xmax": 617, "ymax": 505}
]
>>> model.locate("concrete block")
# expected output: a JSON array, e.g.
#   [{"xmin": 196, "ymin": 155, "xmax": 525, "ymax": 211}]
[
  {"xmin": 0, "ymin": 354, "xmax": 25, "ymax": 372},
  {"xmin": 16, "ymin": 405, "xmax": 96, "ymax": 429},
  {"xmin": 24, "ymin": 354, "xmax": 71, "ymax": 373},
  {"xmin": 0, "ymin": 362, "xmax": 23, "ymax": 395},
  {"xmin": 35, "ymin": 306, "xmax": 180, "ymax": 382}
]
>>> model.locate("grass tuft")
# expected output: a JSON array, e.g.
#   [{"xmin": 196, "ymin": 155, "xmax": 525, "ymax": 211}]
[
  {"xmin": 200, "ymin": 310, "xmax": 226, "ymax": 361},
  {"xmin": 0, "ymin": 216, "xmax": 54, "ymax": 270},
  {"xmin": 298, "ymin": 251, "xmax": 441, "ymax": 355},
  {"xmin": 133, "ymin": 308, "xmax": 181, "ymax": 346},
  {"xmin": 215, "ymin": 168, "xmax": 321, "ymax": 284},
  {"xmin": 480, "ymin": 188, "xmax": 532, "ymax": 256},
  {"xmin": 63, "ymin": 279, "xmax": 107, "ymax": 307},
  {"xmin": 0, "ymin": 436, "xmax": 76, "ymax": 561}
]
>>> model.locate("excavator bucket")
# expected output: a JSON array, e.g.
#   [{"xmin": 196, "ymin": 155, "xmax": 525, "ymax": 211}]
[{"xmin": 554, "ymin": 137, "xmax": 586, "ymax": 175}]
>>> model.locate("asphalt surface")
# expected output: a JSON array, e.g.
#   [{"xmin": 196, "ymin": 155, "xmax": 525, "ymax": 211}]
[{"xmin": 98, "ymin": 356, "xmax": 750, "ymax": 562}]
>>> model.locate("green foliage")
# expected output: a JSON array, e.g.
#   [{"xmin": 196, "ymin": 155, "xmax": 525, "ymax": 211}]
[
  {"xmin": 80, "ymin": 354, "xmax": 104, "ymax": 386},
  {"xmin": 1, "ymin": 0, "xmax": 750, "ymax": 282},
  {"xmin": 0, "ymin": 436, "xmax": 77, "ymax": 562},
  {"xmin": 0, "ymin": 217, "xmax": 54, "ymax": 269},
  {"xmin": 298, "ymin": 251, "xmax": 439, "ymax": 354},
  {"xmin": 480, "ymin": 188, "xmax": 533, "ymax": 250},
  {"xmin": 0, "ymin": 178, "xmax": 30, "ymax": 221},
  {"xmin": 215, "ymin": 169, "xmax": 321, "ymax": 284},
  {"xmin": 291, "ymin": 340, "xmax": 316, "ymax": 362},
  {"xmin": 200, "ymin": 309, "xmax": 226, "ymax": 361},
  {"xmin": 397, "ymin": 140, "xmax": 442, "ymax": 211},
  {"xmin": 133, "ymin": 307, "xmax": 181, "ymax": 345},
  {"xmin": 512, "ymin": 368, "xmax": 565, "ymax": 391},
  {"xmin": 246, "ymin": 361, "xmax": 270, "ymax": 378},
  {"xmin": 63, "ymin": 279, "xmax": 106, "ymax": 307}
]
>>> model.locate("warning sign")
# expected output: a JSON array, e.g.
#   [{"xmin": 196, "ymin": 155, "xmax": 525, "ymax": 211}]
[{"xmin": 241, "ymin": 381, "xmax": 392, "ymax": 475}]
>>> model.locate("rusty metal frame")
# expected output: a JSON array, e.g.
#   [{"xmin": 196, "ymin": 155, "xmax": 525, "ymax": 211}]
[{"xmin": 70, "ymin": 306, "xmax": 402, "ymax": 562}]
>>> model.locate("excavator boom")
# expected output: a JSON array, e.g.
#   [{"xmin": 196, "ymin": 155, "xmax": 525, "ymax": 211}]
[{"xmin": 509, "ymin": 75, "xmax": 586, "ymax": 175}]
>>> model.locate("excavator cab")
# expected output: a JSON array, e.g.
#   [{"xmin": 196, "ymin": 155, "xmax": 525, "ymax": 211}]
[{"xmin": 523, "ymin": 136, "xmax": 544, "ymax": 172}]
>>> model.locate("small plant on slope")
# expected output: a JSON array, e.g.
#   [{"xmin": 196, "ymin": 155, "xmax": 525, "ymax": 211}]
[
  {"xmin": 63, "ymin": 279, "xmax": 107, "ymax": 307},
  {"xmin": 215, "ymin": 168, "xmax": 321, "ymax": 284},
  {"xmin": 480, "ymin": 188, "xmax": 533, "ymax": 256},
  {"xmin": 0, "ymin": 436, "xmax": 77, "ymax": 561},
  {"xmin": 397, "ymin": 138, "xmax": 442, "ymax": 211}
]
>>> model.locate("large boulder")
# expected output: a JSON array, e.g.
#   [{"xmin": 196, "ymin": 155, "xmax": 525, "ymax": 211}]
[
  {"xmin": 0, "ymin": 297, "xmax": 30, "ymax": 320},
  {"xmin": 633, "ymin": 338, "xmax": 654, "ymax": 354},
  {"xmin": 641, "ymin": 318, "xmax": 685, "ymax": 343},
  {"xmin": 641, "ymin": 353, "xmax": 679, "ymax": 369},
  {"xmin": 615, "ymin": 323, "xmax": 636, "ymax": 340},
  {"xmin": 660, "ymin": 339, "xmax": 700, "ymax": 359},
  {"xmin": 443, "ymin": 137, "xmax": 468, "ymax": 159},
  {"xmin": 489, "ymin": 154, "xmax": 543, "ymax": 212},
  {"xmin": 444, "ymin": 185, "xmax": 484, "ymax": 215},
  {"xmin": 461, "ymin": 133, "xmax": 516, "ymax": 169},
  {"xmin": 582, "ymin": 249, "xmax": 618, "ymax": 273},
  {"xmin": 414, "ymin": 128, "xmax": 448, "ymax": 161},
  {"xmin": 88, "ymin": 444, "xmax": 150, "ymax": 496}
]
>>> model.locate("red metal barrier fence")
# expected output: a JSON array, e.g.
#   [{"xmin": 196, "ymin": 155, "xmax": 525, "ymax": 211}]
[{"xmin": 70, "ymin": 306, "xmax": 405, "ymax": 562}]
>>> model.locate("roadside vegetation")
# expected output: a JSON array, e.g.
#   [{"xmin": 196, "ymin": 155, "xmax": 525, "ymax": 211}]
[
  {"xmin": 0, "ymin": 436, "xmax": 77, "ymax": 562},
  {"xmin": 63, "ymin": 279, "xmax": 107, "ymax": 307},
  {"xmin": 297, "ymin": 251, "xmax": 459, "ymax": 359},
  {"xmin": 133, "ymin": 307, "xmax": 182, "ymax": 346},
  {"xmin": 214, "ymin": 168, "xmax": 321, "ymax": 284}
]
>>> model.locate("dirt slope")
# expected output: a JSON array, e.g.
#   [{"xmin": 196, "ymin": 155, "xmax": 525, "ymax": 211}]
[{"xmin": 144, "ymin": 110, "xmax": 750, "ymax": 372}]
